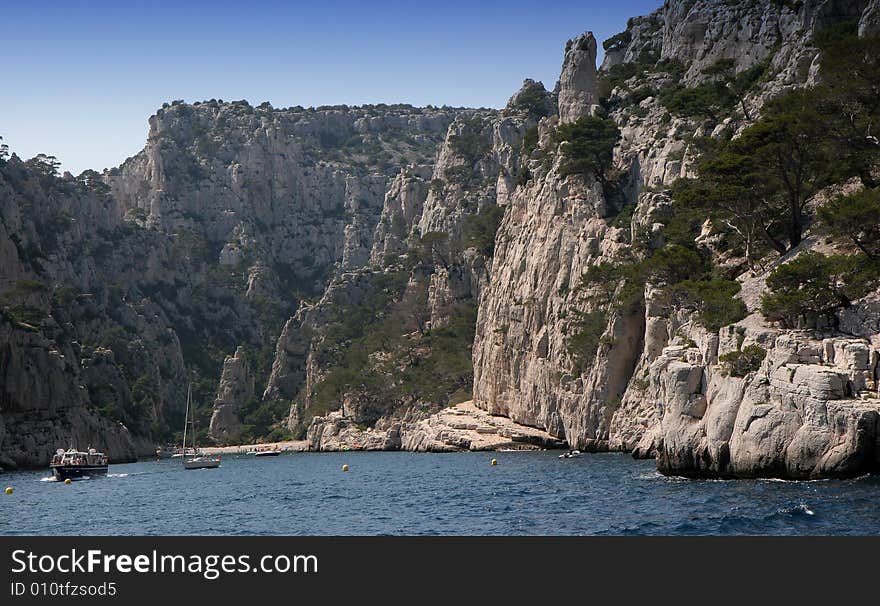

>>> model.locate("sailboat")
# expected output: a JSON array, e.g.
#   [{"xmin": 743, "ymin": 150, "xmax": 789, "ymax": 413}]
[{"xmin": 181, "ymin": 383, "xmax": 221, "ymax": 470}]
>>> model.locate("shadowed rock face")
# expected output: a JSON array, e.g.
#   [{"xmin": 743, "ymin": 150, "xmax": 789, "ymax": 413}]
[
  {"xmin": 0, "ymin": 103, "xmax": 464, "ymax": 468},
  {"xmin": 0, "ymin": 320, "xmax": 150, "ymax": 468},
  {"xmin": 0, "ymin": 156, "xmax": 184, "ymax": 468},
  {"xmin": 558, "ymin": 32, "xmax": 599, "ymax": 123},
  {"xmin": 209, "ymin": 346, "xmax": 255, "ymax": 440},
  {"xmin": 861, "ymin": 0, "xmax": 880, "ymax": 35}
]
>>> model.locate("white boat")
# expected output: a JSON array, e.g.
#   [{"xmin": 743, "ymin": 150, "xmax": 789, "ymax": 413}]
[
  {"xmin": 184, "ymin": 455, "xmax": 221, "ymax": 470},
  {"xmin": 181, "ymin": 383, "xmax": 220, "ymax": 470},
  {"xmin": 559, "ymin": 450, "xmax": 582, "ymax": 459},
  {"xmin": 50, "ymin": 447, "xmax": 109, "ymax": 480},
  {"xmin": 254, "ymin": 449, "xmax": 282, "ymax": 457}
]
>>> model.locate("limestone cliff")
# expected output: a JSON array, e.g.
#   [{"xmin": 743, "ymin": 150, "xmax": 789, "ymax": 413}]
[
  {"xmin": 558, "ymin": 32, "xmax": 600, "ymax": 123},
  {"xmin": 1, "ymin": 102, "xmax": 464, "ymax": 466},
  {"xmin": 0, "ymin": 157, "xmax": 180, "ymax": 467},
  {"xmin": 4, "ymin": 0, "xmax": 880, "ymax": 482},
  {"xmin": 470, "ymin": 0, "xmax": 880, "ymax": 478},
  {"xmin": 268, "ymin": 94, "xmax": 542, "ymax": 437},
  {"xmin": 208, "ymin": 346, "xmax": 255, "ymax": 440}
]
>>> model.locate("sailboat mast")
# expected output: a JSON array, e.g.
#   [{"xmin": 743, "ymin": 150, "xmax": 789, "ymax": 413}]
[
  {"xmin": 192, "ymin": 401, "xmax": 197, "ymax": 453},
  {"xmin": 182, "ymin": 383, "xmax": 191, "ymax": 455}
]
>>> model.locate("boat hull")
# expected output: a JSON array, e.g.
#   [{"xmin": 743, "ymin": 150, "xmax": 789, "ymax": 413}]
[
  {"xmin": 254, "ymin": 451, "xmax": 281, "ymax": 457},
  {"xmin": 51, "ymin": 465, "xmax": 109, "ymax": 481},
  {"xmin": 183, "ymin": 458, "xmax": 221, "ymax": 470}
]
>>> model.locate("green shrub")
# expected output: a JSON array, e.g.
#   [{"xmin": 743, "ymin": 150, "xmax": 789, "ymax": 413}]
[
  {"xmin": 509, "ymin": 81, "xmax": 551, "ymax": 118},
  {"xmin": 659, "ymin": 81, "xmax": 729, "ymax": 120},
  {"xmin": 669, "ymin": 278, "xmax": 748, "ymax": 331},
  {"xmin": 448, "ymin": 117, "xmax": 490, "ymax": 162},
  {"xmin": 552, "ymin": 116, "xmax": 620, "ymax": 187},
  {"xmin": 461, "ymin": 205, "xmax": 505, "ymax": 256},
  {"xmin": 659, "ymin": 59, "xmax": 767, "ymax": 121},
  {"xmin": 626, "ymin": 86, "xmax": 656, "ymax": 107},
  {"xmin": 817, "ymin": 188, "xmax": 880, "ymax": 258},
  {"xmin": 598, "ymin": 62, "xmax": 639, "ymax": 103},
  {"xmin": 521, "ymin": 125, "xmax": 538, "ymax": 155},
  {"xmin": 701, "ymin": 58, "xmax": 736, "ymax": 76},
  {"xmin": 640, "ymin": 244, "xmax": 705, "ymax": 285},
  {"xmin": 444, "ymin": 164, "xmax": 475, "ymax": 185},
  {"xmin": 568, "ymin": 310, "xmax": 607, "ymax": 374},
  {"xmin": 603, "ymin": 30, "xmax": 632, "ymax": 52},
  {"xmin": 719, "ymin": 344, "xmax": 766, "ymax": 377},
  {"xmin": 760, "ymin": 252, "xmax": 879, "ymax": 327}
]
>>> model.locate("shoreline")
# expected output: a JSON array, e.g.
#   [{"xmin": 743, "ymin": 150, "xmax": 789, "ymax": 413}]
[{"xmin": 190, "ymin": 440, "xmax": 309, "ymax": 456}]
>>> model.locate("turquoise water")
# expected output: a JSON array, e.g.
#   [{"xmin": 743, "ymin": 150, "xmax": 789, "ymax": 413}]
[{"xmin": 2, "ymin": 451, "xmax": 879, "ymax": 535}]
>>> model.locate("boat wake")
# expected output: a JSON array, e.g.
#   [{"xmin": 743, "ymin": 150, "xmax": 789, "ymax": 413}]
[
  {"xmin": 760, "ymin": 477, "xmax": 830, "ymax": 484},
  {"xmin": 778, "ymin": 502, "xmax": 815, "ymax": 516}
]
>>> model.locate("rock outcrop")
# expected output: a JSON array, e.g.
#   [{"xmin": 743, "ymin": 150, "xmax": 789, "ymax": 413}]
[
  {"xmin": 0, "ymin": 319, "xmax": 148, "ymax": 469},
  {"xmin": 264, "ymin": 102, "xmax": 536, "ymax": 437},
  {"xmin": 861, "ymin": 0, "xmax": 880, "ymax": 36},
  {"xmin": 557, "ymin": 32, "xmax": 599, "ymax": 123},
  {"xmin": 307, "ymin": 401, "xmax": 565, "ymax": 452},
  {"xmin": 653, "ymin": 330, "xmax": 879, "ymax": 478},
  {"xmin": 208, "ymin": 346, "xmax": 255, "ymax": 440}
]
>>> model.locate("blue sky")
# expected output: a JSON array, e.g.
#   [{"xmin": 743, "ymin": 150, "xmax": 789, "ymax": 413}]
[{"xmin": 1, "ymin": 0, "xmax": 663, "ymax": 174}]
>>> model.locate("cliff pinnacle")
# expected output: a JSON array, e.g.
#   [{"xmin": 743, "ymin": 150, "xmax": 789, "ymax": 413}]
[{"xmin": 557, "ymin": 32, "xmax": 599, "ymax": 123}]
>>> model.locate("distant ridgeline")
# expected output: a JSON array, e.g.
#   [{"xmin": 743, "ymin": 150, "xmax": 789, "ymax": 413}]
[{"xmin": 2, "ymin": 0, "xmax": 880, "ymax": 479}]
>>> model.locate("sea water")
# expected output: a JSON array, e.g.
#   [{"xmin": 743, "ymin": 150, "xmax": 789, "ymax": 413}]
[{"xmin": 2, "ymin": 451, "xmax": 879, "ymax": 535}]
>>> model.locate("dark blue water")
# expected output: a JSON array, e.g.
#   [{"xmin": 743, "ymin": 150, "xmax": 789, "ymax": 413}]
[{"xmin": 2, "ymin": 452, "xmax": 879, "ymax": 535}]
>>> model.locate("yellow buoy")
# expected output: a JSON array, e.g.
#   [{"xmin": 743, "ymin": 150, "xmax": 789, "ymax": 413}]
[
  {"xmin": 4, "ymin": 487, "xmax": 12, "ymax": 495},
  {"xmin": 342, "ymin": 464, "xmax": 349, "ymax": 472},
  {"xmin": 64, "ymin": 478, "xmax": 72, "ymax": 485},
  {"xmin": 491, "ymin": 458, "xmax": 498, "ymax": 466}
]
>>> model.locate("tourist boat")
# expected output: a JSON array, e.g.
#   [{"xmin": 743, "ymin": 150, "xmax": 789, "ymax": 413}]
[
  {"xmin": 254, "ymin": 449, "xmax": 282, "ymax": 457},
  {"xmin": 50, "ymin": 448, "xmax": 109, "ymax": 481},
  {"xmin": 181, "ymin": 383, "xmax": 220, "ymax": 470}
]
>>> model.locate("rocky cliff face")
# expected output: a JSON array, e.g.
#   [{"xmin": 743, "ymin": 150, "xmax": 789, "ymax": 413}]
[
  {"xmin": 605, "ymin": 0, "xmax": 868, "ymax": 85},
  {"xmin": 0, "ymin": 158, "xmax": 182, "ymax": 467},
  {"xmin": 208, "ymin": 346, "xmax": 254, "ymax": 440},
  {"xmin": 268, "ymin": 95, "xmax": 541, "ymax": 437},
  {"xmin": 110, "ymin": 103, "xmax": 458, "ymax": 274},
  {"xmin": 471, "ymin": 0, "xmax": 880, "ymax": 478},
  {"xmin": 104, "ymin": 102, "xmax": 466, "ymax": 447},
  {"xmin": 0, "ymin": 102, "xmax": 464, "ymax": 467},
  {"xmin": 651, "ymin": 327, "xmax": 879, "ymax": 478},
  {"xmin": 4, "ymin": 0, "xmax": 880, "ymax": 480},
  {"xmin": 558, "ymin": 32, "xmax": 600, "ymax": 123}
]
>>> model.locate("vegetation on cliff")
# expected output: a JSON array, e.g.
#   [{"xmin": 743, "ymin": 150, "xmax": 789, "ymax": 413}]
[{"xmin": 669, "ymin": 24, "xmax": 880, "ymax": 328}]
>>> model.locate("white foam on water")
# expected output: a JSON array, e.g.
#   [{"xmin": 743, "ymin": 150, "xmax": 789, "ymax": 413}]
[{"xmin": 777, "ymin": 502, "xmax": 815, "ymax": 516}]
